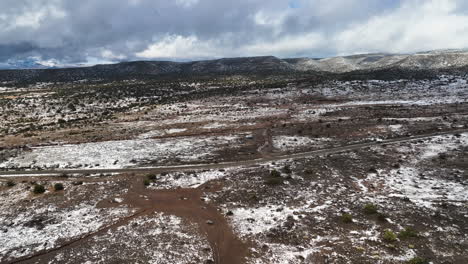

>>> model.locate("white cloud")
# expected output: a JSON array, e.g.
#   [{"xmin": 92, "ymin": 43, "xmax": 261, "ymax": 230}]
[
  {"xmin": 136, "ymin": 32, "xmax": 326, "ymax": 59},
  {"xmin": 242, "ymin": 33, "xmax": 326, "ymax": 56},
  {"xmin": 101, "ymin": 49, "xmax": 127, "ymax": 60},
  {"xmin": 175, "ymin": 0, "xmax": 199, "ymax": 8},
  {"xmin": 13, "ymin": 11, "xmax": 45, "ymax": 29},
  {"xmin": 334, "ymin": 0, "xmax": 468, "ymax": 54},
  {"xmin": 136, "ymin": 35, "xmax": 224, "ymax": 59},
  {"xmin": 253, "ymin": 9, "xmax": 292, "ymax": 36},
  {"xmin": 0, "ymin": 1, "xmax": 65, "ymax": 31}
]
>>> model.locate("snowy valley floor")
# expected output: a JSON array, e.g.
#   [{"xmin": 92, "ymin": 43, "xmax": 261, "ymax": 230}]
[{"xmin": 1, "ymin": 75, "xmax": 468, "ymax": 263}]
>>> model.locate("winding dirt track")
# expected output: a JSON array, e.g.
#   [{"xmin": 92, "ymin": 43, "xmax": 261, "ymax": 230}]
[{"xmin": 1, "ymin": 128, "xmax": 467, "ymax": 177}]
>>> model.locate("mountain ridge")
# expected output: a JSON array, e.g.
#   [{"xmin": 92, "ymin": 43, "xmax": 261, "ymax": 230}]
[{"xmin": 2, "ymin": 51, "xmax": 468, "ymax": 83}]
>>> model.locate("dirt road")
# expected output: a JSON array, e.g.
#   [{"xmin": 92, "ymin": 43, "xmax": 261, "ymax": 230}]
[{"xmin": 1, "ymin": 128, "xmax": 467, "ymax": 177}]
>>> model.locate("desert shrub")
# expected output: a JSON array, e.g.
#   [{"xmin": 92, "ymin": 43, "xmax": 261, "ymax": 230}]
[
  {"xmin": 6, "ymin": 180, "xmax": 16, "ymax": 187},
  {"xmin": 406, "ymin": 257, "xmax": 429, "ymax": 264},
  {"xmin": 382, "ymin": 229, "xmax": 398, "ymax": 242},
  {"xmin": 54, "ymin": 183, "xmax": 64, "ymax": 191},
  {"xmin": 146, "ymin": 174, "xmax": 157, "ymax": 180},
  {"xmin": 270, "ymin": 170, "xmax": 281, "ymax": 178},
  {"xmin": 282, "ymin": 165, "xmax": 292, "ymax": 174},
  {"xmin": 399, "ymin": 227, "xmax": 418, "ymax": 239},
  {"xmin": 377, "ymin": 213, "xmax": 388, "ymax": 222},
  {"xmin": 33, "ymin": 184, "xmax": 46, "ymax": 194},
  {"xmin": 265, "ymin": 177, "xmax": 283, "ymax": 185},
  {"xmin": 363, "ymin": 203, "xmax": 378, "ymax": 214},
  {"xmin": 341, "ymin": 213, "xmax": 353, "ymax": 223},
  {"xmin": 143, "ymin": 179, "xmax": 151, "ymax": 186},
  {"xmin": 68, "ymin": 103, "xmax": 76, "ymax": 111}
]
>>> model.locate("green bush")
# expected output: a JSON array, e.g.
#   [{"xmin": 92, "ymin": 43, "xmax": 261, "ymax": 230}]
[
  {"xmin": 265, "ymin": 169, "xmax": 283, "ymax": 185},
  {"xmin": 54, "ymin": 183, "xmax": 64, "ymax": 191},
  {"xmin": 363, "ymin": 203, "xmax": 378, "ymax": 214},
  {"xmin": 270, "ymin": 170, "xmax": 281, "ymax": 178},
  {"xmin": 399, "ymin": 227, "xmax": 418, "ymax": 239},
  {"xmin": 146, "ymin": 174, "xmax": 157, "ymax": 180},
  {"xmin": 406, "ymin": 257, "xmax": 429, "ymax": 264},
  {"xmin": 33, "ymin": 184, "xmax": 46, "ymax": 194},
  {"xmin": 382, "ymin": 229, "xmax": 398, "ymax": 242},
  {"xmin": 143, "ymin": 179, "xmax": 151, "ymax": 186},
  {"xmin": 265, "ymin": 177, "xmax": 283, "ymax": 185},
  {"xmin": 282, "ymin": 165, "xmax": 292, "ymax": 174},
  {"xmin": 6, "ymin": 180, "xmax": 16, "ymax": 187},
  {"xmin": 341, "ymin": 213, "xmax": 353, "ymax": 223}
]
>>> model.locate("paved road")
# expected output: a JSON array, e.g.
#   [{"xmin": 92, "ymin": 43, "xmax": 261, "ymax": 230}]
[{"xmin": 1, "ymin": 128, "xmax": 467, "ymax": 177}]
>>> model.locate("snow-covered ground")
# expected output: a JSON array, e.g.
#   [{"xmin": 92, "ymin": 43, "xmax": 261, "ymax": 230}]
[
  {"xmin": 150, "ymin": 169, "xmax": 228, "ymax": 189},
  {"xmin": 0, "ymin": 135, "xmax": 241, "ymax": 170},
  {"xmin": 248, "ymin": 242, "xmax": 322, "ymax": 264},
  {"xmin": 137, "ymin": 130, "xmax": 165, "ymax": 139},
  {"xmin": 166, "ymin": 128, "xmax": 187, "ymax": 134},
  {"xmin": 229, "ymin": 199, "xmax": 333, "ymax": 238},
  {"xmin": 388, "ymin": 124, "xmax": 403, "ymax": 132},
  {"xmin": 385, "ymin": 166, "xmax": 468, "ymax": 209},
  {"xmin": 356, "ymin": 133, "xmax": 468, "ymax": 209},
  {"xmin": 230, "ymin": 205, "xmax": 298, "ymax": 237},
  {"xmin": 156, "ymin": 105, "xmax": 288, "ymax": 125},
  {"xmin": 0, "ymin": 203, "xmax": 132, "ymax": 262},
  {"xmin": 292, "ymin": 108, "xmax": 336, "ymax": 121},
  {"xmin": 202, "ymin": 122, "xmax": 229, "ymax": 129},
  {"xmin": 317, "ymin": 76, "xmax": 468, "ymax": 105},
  {"xmin": 48, "ymin": 213, "xmax": 211, "ymax": 263}
]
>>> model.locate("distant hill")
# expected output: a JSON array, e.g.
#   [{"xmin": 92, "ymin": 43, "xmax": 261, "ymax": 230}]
[
  {"xmin": 0, "ymin": 56, "xmax": 296, "ymax": 83},
  {"xmin": 288, "ymin": 50, "xmax": 468, "ymax": 72},
  {"xmin": 2, "ymin": 50, "xmax": 468, "ymax": 83}
]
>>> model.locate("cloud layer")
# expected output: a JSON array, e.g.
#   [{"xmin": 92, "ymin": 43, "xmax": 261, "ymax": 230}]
[{"xmin": 1, "ymin": 0, "xmax": 468, "ymax": 64}]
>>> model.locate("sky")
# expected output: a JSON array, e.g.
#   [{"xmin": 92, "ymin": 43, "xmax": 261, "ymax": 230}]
[{"xmin": 1, "ymin": 0, "xmax": 468, "ymax": 66}]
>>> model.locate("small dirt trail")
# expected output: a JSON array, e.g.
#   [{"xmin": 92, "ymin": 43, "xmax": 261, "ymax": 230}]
[{"xmin": 8, "ymin": 178, "xmax": 248, "ymax": 264}]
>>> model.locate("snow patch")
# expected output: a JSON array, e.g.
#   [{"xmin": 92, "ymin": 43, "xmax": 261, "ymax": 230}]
[
  {"xmin": 0, "ymin": 135, "xmax": 241, "ymax": 170},
  {"xmin": 0, "ymin": 205, "xmax": 131, "ymax": 262},
  {"xmin": 153, "ymin": 169, "xmax": 228, "ymax": 189}
]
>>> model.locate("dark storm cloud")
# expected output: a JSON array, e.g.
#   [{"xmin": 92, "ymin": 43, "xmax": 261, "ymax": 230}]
[
  {"xmin": 0, "ymin": 0, "xmax": 467, "ymax": 64},
  {"xmin": 0, "ymin": 42, "xmax": 37, "ymax": 60},
  {"xmin": 0, "ymin": 0, "xmax": 265, "ymax": 62}
]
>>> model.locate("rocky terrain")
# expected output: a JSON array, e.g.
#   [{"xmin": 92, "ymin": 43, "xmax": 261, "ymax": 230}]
[{"xmin": 0, "ymin": 57, "xmax": 467, "ymax": 264}]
